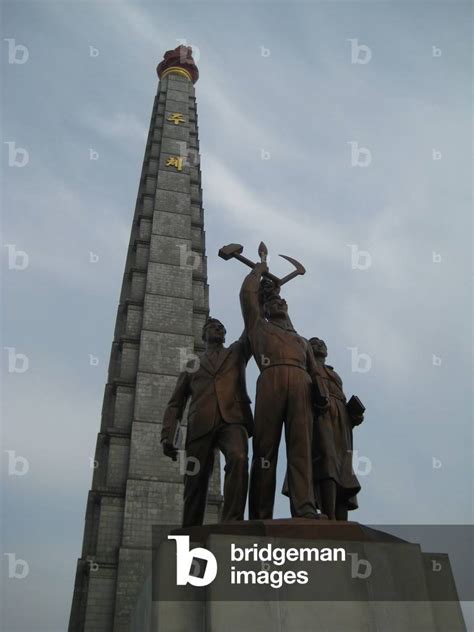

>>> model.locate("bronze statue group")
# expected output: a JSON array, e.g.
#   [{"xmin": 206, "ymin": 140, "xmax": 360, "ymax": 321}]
[{"xmin": 161, "ymin": 260, "xmax": 365, "ymax": 527}]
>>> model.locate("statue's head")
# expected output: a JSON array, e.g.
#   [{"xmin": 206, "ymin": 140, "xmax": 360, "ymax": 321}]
[
  {"xmin": 260, "ymin": 278, "xmax": 287, "ymax": 319},
  {"xmin": 263, "ymin": 295, "xmax": 288, "ymax": 319},
  {"xmin": 310, "ymin": 337, "xmax": 328, "ymax": 360},
  {"xmin": 202, "ymin": 317, "xmax": 226, "ymax": 344}
]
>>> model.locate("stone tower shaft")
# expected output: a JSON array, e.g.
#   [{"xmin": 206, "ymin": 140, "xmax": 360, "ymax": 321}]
[{"xmin": 69, "ymin": 46, "xmax": 222, "ymax": 631}]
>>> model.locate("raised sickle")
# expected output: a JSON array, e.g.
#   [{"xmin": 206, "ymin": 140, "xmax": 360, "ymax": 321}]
[
  {"xmin": 218, "ymin": 243, "xmax": 305, "ymax": 287},
  {"xmin": 278, "ymin": 254, "xmax": 306, "ymax": 285}
]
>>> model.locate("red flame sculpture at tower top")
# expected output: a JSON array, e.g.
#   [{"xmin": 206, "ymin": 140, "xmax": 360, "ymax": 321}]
[{"xmin": 157, "ymin": 45, "xmax": 199, "ymax": 84}]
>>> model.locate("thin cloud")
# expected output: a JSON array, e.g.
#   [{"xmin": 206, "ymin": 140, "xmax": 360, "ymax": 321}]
[{"xmin": 79, "ymin": 110, "xmax": 148, "ymax": 145}]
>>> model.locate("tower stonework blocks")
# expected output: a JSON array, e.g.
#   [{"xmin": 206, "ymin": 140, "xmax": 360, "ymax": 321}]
[{"xmin": 69, "ymin": 47, "xmax": 223, "ymax": 631}]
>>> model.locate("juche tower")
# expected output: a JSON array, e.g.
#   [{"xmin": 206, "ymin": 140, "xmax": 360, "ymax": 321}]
[{"xmin": 69, "ymin": 46, "xmax": 222, "ymax": 631}]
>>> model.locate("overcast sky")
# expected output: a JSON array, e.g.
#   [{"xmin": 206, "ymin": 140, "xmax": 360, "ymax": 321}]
[{"xmin": 2, "ymin": 1, "xmax": 472, "ymax": 630}]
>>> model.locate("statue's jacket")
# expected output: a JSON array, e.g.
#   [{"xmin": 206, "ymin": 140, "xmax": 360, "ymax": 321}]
[{"xmin": 161, "ymin": 336, "xmax": 254, "ymax": 446}]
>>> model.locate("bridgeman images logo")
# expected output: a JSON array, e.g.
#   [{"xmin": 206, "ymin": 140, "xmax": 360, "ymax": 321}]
[{"xmin": 168, "ymin": 535, "xmax": 349, "ymax": 589}]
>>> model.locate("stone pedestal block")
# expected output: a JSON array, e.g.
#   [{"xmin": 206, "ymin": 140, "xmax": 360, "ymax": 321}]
[{"xmin": 132, "ymin": 519, "xmax": 466, "ymax": 632}]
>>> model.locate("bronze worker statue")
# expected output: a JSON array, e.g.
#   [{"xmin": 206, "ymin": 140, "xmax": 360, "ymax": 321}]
[
  {"xmin": 240, "ymin": 264, "xmax": 319, "ymax": 519},
  {"xmin": 161, "ymin": 318, "xmax": 253, "ymax": 527},
  {"xmin": 220, "ymin": 242, "xmax": 319, "ymax": 519},
  {"xmin": 309, "ymin": 337, "xmax": 364, "ymax": 520}
]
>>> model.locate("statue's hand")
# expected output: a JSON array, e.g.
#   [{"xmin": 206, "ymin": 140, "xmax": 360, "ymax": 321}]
[
  {"xmin": 351, "ymin": 414, "xmax": 364, "ymax": 427},
  {"xmin": 162, "ymin": 441, "xmax": 178, "ymax": 461},
  {"xmin": 255, "ymin": 261, "xmax": 268, "ymax": 275}
]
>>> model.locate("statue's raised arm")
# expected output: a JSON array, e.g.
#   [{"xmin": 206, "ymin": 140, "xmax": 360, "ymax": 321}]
[{"xmin": 239, "ymin": 261, "xmax": 268, "ymax": 332}]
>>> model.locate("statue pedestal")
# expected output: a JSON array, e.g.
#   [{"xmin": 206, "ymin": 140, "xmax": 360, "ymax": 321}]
[{"xmin": 133, "ymin": 519, "xmax": 466, "ymax": 632}]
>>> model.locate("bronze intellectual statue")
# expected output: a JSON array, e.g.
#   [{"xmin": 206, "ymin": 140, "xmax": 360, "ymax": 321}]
[
  {"xmin": 239, "ymin": 259, "xmax": 319, "ymax": 519},
  {"xmin": 161, "ymin": 318, "xmax": 253, "ymax": 527},
  {"xmin": 310, "ymin": 337, "xmax": 364, "ymax": 520}
]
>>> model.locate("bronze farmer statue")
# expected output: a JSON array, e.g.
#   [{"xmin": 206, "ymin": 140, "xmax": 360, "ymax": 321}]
[
  {"xmin": 310, "ymin": 337, "xmax": 364, "ymax": 520},
  {"xmin": 161, "ymin": 318, "xmax": 253, "ymax": 527},
  {"xmin": 240, "ymin": 262, "xmax": 319, "ymax": 519}
]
